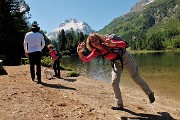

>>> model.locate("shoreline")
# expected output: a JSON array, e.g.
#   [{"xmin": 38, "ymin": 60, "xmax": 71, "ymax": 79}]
[
  {"xmin": 128, "ymin": 48, "xmax": 180, "ymax": 54},
  {"xmin": 0, "ymin": 65, "xmax": 179, "ymax": 119}
]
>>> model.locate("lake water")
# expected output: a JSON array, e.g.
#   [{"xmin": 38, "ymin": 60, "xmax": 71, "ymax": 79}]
[{"xmin": 61, "ymin": 51, "xmax": 180, "ymax": 101}]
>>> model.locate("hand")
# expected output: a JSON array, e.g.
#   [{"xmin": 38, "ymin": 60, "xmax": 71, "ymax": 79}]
[
  {"xmin": 25, "ymin": 52, "xmax": 29, "ymax": 57},
  {"xmin": 77, "ymin": 42, "xmax": 85, "ymax": 54},
  {"xmin": 102, "ymin": 35, "xmax": 115, "ymax": 47}
]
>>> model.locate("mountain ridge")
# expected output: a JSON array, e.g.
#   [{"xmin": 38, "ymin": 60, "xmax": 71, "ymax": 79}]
[
  {"xmin": 98, "ymin": 0, "xmax": 180, "ymax": 50},
  {"xmin": 47, "ymin": 19, "xmax": 95, "ymax": 40},
  {"xmin": 130, "ymin": 0, "xmax": 155, "ymax": 12}
]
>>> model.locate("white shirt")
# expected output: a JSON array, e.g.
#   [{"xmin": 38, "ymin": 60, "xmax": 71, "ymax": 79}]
[{"xmin": 24, "ymin": 31, "xmax": 45, "ymax": 53}]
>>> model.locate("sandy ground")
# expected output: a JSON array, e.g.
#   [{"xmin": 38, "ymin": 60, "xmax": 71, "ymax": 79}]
[{"xmin": 0, "ymin": 65, "xmax": 179, "ymax": 120}]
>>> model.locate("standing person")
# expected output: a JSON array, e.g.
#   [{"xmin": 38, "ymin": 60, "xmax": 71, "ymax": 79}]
[
  {"xmin": 24, "ymin": 21, "xmax": 45, "ymax": 84},
  {"xmin": 77, "ymin": 33, "xmax": 155, "ymax": 109},
  {"xmin": 47, "ymin": 44, "xmax": 61, "ymax": 79}
]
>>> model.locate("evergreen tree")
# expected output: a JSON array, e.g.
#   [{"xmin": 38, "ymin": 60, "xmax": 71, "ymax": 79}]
[
  {"xmin": 58, "ymin": 29, "xmax": 66, "ymax": 51},
  {"xmin": 0, "ymin": 0, "xmax": 30, "ymax": 65},
  {"xmin": 79, "ymin": 32, "xmax": 85, "ymax": 42}
]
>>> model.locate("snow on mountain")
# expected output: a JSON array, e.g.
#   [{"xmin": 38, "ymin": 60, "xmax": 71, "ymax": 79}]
[
  {"xmin": 130, "ymin": 0, "xmax": 155, "ymax": 12},
  {"xmin": 47, "ymin": 19, "xmax": 95, "ymax": 40}
]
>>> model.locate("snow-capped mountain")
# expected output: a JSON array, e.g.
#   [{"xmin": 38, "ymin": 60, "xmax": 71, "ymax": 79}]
[
  {"xmin": 130, "ymin": 0, "xmax": 155, "ymax": 12},
  {"xmin": 47, "ymin": 19, "xmax": 95, "ymax": 40}
]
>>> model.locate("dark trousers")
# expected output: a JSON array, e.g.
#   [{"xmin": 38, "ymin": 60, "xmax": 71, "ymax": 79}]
[
  {"xmin": 53, "ymin": 60, "xmax": 60, "ymax": 77},
  {"xmin": 28, "ymin": 51, "xmax": 42, "ymax": 81}
]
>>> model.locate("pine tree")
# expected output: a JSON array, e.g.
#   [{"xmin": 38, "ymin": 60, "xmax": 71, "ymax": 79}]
[
  {"xmin": 58, "ymin": 29, "xmax": 67, "ymax": 51},
  {"xmin": 0, "ymin": 0, "xmax": 30, "ymax": 65}
]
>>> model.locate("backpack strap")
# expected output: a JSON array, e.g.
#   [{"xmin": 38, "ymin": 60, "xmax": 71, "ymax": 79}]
[
  {"xmin": 111, "ymin": 49, "xmax": 124, "ymax": 71},
  {"xmin": 52, "ymin": 49, "xmax": 58, "ymax": 56},
  {"xmin": 96, "ymin": 45, "xmax": 125, "ymax": 70}
]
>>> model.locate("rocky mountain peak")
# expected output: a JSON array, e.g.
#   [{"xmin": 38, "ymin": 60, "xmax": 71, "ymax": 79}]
[{"xmin": 47, "ymin": 19, "xmax": 95, "ymax": 40}]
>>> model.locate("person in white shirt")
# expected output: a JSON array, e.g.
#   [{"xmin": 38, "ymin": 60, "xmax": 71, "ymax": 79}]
[{"xmin": 24, "ymin": 21, "xmax": 45, "ymax": 84}]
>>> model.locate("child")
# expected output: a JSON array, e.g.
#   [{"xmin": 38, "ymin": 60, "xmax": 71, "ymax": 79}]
[{"xmin": 47, "ymin": 44, "xmax": 62, "ymax": 79}]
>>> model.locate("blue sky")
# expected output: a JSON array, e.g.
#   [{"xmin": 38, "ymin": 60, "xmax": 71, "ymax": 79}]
[{"xmin": 25, "ymin": 0, "xmax": 139, "ymax": 33}]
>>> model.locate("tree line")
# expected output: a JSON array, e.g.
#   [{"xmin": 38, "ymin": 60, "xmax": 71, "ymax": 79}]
[
  {"xmin": 99, "ymin": 0, "xmax": 180, "ymax": 50},
  {"xmin": 1, "ymin": 0, "xmax": 179, "ymax": 65},
  {"xmin": 0, "ymin": 0, "xmax": 52, "ymax": 65},
  {"xmin": 0, "ymin": 0, "xmax": 30, "ymax": 65},
  {"xmin": 52, "ymin": 28, "xmax": 88, "ymax": 56},
  {"xmin": 0, "ymin": 0, "xmax": 89, "ymax": 65}
]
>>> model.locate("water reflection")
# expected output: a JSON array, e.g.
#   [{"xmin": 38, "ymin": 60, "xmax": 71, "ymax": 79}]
[{"xmin": 61, "ymin": 52, "xmax": 180, "ymax": 100}]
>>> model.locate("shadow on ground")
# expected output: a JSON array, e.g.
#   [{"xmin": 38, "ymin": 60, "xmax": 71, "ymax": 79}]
[
  {"xmin": 0, "ymin": 68, "xmax": 8, "ymax": 75},
  {"xmin": 41, "ymin": 82, "xmax": 76, "ymax": 90},
  {"xmin": 63, "ymin": 78, "xmax": 77, "ymax": 82},
  {"xmin": 113, "ymin": 108, "xmax": 176, "ymax": 120}
]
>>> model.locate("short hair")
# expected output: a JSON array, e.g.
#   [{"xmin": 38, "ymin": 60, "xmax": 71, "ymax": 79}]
[{"xmin": 47, "ymin": 44, "xmax": 54, "ymax": 49}]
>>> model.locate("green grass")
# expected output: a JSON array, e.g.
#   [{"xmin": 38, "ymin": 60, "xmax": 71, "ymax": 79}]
[{"xmin": 67, "ymin": 71, "xmax": 80, "ymax": 77}]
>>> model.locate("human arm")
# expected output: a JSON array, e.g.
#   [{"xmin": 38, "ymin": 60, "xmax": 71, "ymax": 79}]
[
  {"xmin": 101, "ymin": 35, "xmax": 127, "ymax": 48},
  {"xmin": 50, "ymin": 50, "xmax": 59, "ymax": 62},
  {"xmin": 41, "ymin": 34, "xmax": 45, "ymax": 50},
  {"xmin": 77, "ymin": 42, "xmax": 85, "ymax": 59},
  {"xmin": 23, "ymin": 34, "xmax": 29, "ymax": 57},
  {"xmin": 23, "ymin": 35, "xmax": 27, "ymax": 52},
  {"xmin": 77, "ymin": 42, "xmax": 98, "ymax": 62}
]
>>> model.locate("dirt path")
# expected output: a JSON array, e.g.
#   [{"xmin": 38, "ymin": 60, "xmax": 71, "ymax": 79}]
[{"xmin": 0, "ymin": 65, "xmax": 179, "ymax": 120}]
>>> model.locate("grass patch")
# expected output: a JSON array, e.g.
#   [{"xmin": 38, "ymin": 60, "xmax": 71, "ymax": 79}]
[{"xmin": 67, "ymin": 71, "xmax": 80, "ymax": 77}]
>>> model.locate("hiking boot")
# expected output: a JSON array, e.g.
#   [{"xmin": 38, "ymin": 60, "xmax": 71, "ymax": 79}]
[
  {"xmin": 57, "ymin": 76, "xmax": 62, "ymax": 79},
  {"xmin": 112, "ymin": 103, "xmax": 123, "ymax": 110},
  {"xmin": 117, "ymin": 103, "xmax": 123, "ymax": 109},
  {"xmin": 53, "ymin": 75, "xmax": 57, "ymax": 77},
  {"xmin": 148, "ymin": 92, "xmax": 155, "ymax": 103},
  {"xmin": 31, "ymin": 77, "xmax": 35, "ymax": 81},
  {"xmin": 37, "ymin": 79, "xmax": 42, "ymax": 84}
]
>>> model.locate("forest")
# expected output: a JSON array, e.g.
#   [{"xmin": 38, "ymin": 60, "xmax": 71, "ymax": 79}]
[
  {"xmin": 0, "ymin": 0, "xmax": 87, "ymax": 65},
  {"xmin": 99, "ymin": 0, "xmax": 180, "ymax": 50},
  {"xmin": 0, "ymin": 0, "xmax": 179, "ymax": 65}
]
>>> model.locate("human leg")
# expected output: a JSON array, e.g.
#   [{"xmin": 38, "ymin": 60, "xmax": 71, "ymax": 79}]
[
  {"xmin": 35, "ymin": 52, "xmax": 42, "ymax": 83},
  {"xmin": 111, "ymin": 62, "xmax": 123, "ymax": 107},
  {"xmin": 30, "ymin": 64, "xmax": 35, "ymax": 81},
  {"xmin": 28, "ymin": 53, "xmax": 35, "ymax": 81},
  {"xmin": 56, "ymin": 61, "xmax": 61, "ymax": 78},
  {"xmin": 53, "ymin": 61, "xmax": 58, "ymax": 77},
  {"xmin": 124, "ymin": 52, "xmax": 155, "ymax": 103}
]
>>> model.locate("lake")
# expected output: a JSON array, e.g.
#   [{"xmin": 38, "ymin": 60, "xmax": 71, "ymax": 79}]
[{"xmin": 61, "ymin": 51, "xmax": 180, "ymax": 101}]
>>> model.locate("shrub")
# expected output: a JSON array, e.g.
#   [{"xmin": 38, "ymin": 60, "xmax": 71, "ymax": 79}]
[
  {"xmin": 21, "ymin": 58, "xmax": 29, "ymax": 65},
  {"xmin": 67, "ymin": 71, "xmax": 80, "ymax": 77},
  {"xmin": 41, "ymin": 57, "xmax": 53, "ymax": 67}
]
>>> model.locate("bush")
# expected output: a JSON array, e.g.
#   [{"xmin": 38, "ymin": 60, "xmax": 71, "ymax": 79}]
[
  {"xmin": 21, "ymin": 58, "xmax": 29, "ymax": 65},
  {"xmin": 67, "ymin": 71, "xmax": 80, "ymax": 77},
  {"xmin": 41, "ymin": 57, "xmax": 66, "ymax": 70},
  {"xmin": 41, "ymin": 57, "xmax": 53, "ymax": 67},
  {"xmin": 172, "ymin": 38, "xmax": 180, "ymax": 48}
]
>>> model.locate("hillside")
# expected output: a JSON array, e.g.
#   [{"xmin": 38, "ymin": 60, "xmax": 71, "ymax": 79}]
[
  {"xmin": 98, "ymin": 0, "xmax": 180, "ymax": 50},
  {"xmin": 0, "ymin": 65, "xmax": 179, "ymax": 119}
]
